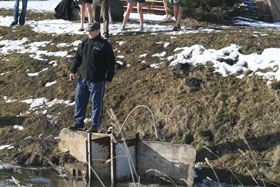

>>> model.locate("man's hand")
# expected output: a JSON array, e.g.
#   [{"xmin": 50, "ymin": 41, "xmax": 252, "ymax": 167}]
[{"xmin": 69, "ymin": 73, "xmax": 75, "ymax": 80}]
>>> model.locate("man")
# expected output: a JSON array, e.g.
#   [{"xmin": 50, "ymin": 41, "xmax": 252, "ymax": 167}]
[
  {"xmin": 69, "ymin": 21, "xmax": 115, "ymax": 133},
  {"xmin": 10, "ymin": 0, "xmax": 28, "ymax": 26},
  {"xmin": 92, "ymin": 0, "xmax": 110, "ymax": 38}
]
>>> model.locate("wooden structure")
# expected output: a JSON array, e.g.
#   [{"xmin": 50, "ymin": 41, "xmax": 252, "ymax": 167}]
[
  {"xmin": 118, "ymin": 0, "xmax": 276, "ymax": 23},
  {"xmin": 244, "ymin": 0, "xmax": 257, "ymax": 12},
  {"xmin": 239, "ymin": 0, "xmax": 272, "ymax": 22}
]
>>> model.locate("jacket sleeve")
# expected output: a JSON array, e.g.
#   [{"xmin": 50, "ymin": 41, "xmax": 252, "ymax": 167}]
[
  {"xmin": 104, "ymin": 43, "xmax": 116, "ymax": 82},
  {"xmin": 70, "ymin": 39, "xmax": 85, "ymax": 74}
]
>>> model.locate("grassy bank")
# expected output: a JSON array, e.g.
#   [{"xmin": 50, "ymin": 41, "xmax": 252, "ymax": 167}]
[{"xmin": 1, "ymin": 9, "xmax": 280, "ymax": 185}]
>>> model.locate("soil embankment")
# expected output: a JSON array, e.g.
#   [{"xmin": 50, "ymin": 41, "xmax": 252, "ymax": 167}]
[{"xmin": 1, "ymin": 9, "xmax": 280, "ymax": 185}]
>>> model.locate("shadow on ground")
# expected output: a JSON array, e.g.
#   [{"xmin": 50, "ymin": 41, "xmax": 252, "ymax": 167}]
[{"xmin": 0, "ymin": 116, "xmax": 27, "ymax": 127}]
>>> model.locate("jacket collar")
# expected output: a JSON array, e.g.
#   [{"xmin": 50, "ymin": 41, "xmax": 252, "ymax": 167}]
[{"xmin": 90, "ymin": 34, "xmax": 101, "ymax": 40}]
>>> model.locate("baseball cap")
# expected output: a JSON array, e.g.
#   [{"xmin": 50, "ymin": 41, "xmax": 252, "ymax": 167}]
[{"xmin": 86, "ymin": 21, "xmax": 100, "ymax": 31}]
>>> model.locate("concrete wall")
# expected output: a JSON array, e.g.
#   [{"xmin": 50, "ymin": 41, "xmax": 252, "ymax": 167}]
[
  {"xmin": 137, "ymin": 141, "xmax": 196, "ymax": 186},
  {"xmin": 59, "ymin": 128, "xmax": 88, "ymax": 162},
  {"xmin": 59, "ymin": 128, "xmax": 111, "ymax": 179},
  {"xmin": 58, "ymin": 128, "xmax": 110, "ymax": 162},
  {"xmin": 58, "ymin": 129, "xmax": 196, "ymax": 185}
]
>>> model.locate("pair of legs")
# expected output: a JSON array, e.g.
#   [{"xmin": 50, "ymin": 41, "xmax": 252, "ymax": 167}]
[
  {"xmin": 79, "ymin": 3, "xmax": 93, "ymax": 31},
  {"xmin": 172, "ymin": 3, "xmax": 183, "ymax": 28},
  {"xmin": 11, "ymin": 0, "xmax": 28, "ymax": 26},
  {"xmin": 74, "ymin": 78, "xmax": 105, "ymax": 129},
  {"xmin": 163, "ymin": 0, "xmax": 172, "ymax": 20},
  {"xmin": 92, "ymin": 0, "xmax": 109, "ymax": 36},
  {"xmin": 122, "ymin": 0, "xmax": 144, "ymax": 29},
  {"xmin": 108, "ymin": 6, "xmax": 113, "ymax": 23}
]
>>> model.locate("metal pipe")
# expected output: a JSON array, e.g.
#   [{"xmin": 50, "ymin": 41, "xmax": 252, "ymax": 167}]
[
  {"xmin": 110, "ymin": 130, "xmax": 115, "ymax": 187},
  {"xmin": 116, "ymin": 105, "xmax": 159, "ymax": 139},
  {"xmin": 87, "ymin": 133, "xmax": 92, "ymax": 181}
]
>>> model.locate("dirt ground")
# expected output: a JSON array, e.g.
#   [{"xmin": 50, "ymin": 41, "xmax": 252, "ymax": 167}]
[{"xmin": 1, "ymin": 9, "xmax": 280, "ymax": 185}]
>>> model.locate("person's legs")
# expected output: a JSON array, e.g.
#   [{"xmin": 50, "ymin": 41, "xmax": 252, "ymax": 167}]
[
  {"xmin": 92, "ymin": 0, "xmax": 101, "ymax": 23},
  {"xmin": 86, "ymin": 3, "xmax": 93, "ymax": 23},
  {"xmin": 88, "ymin": 81, "xmax": 105, "ymax": 129},
  {"xmin": 74, "ymin": 78, "xmax": 90, "ymax": 125},
  {"xmin": 79, "ymin": 3, "xmax": 86, "ymax": 30},
  {"xmin": 122, "ymin": 1, "xmax": 135, "ymax": 28},
  {"xmin": 173, "ymin": 3, "xmax": 178, "ymax": 22},
  {"xmin": 19, "ymin": 0, "xmax": 28, "ymax": 25},
  {"xmin": 163, "ymin": 0, "xmax": 171, "ymax": 19},
  {"xmin": 175, "ymin": 4, "xmax": 182, "ymax": 28},
  {"xmin": 108, "ymin": 5, "xmax": 113, "ymax": 23},
  {"xmin": 92, "ymin": 0, "xmax": 98, "ymax": 21},
  {"xmin": 101, "ymin": 0, "xmax": 109, "ymax": 36},
  {"xmin": 172, "ymin": 3, "xmax": 182, "ymax": 30},
  {"xmin": 137, "ymin": 2, "xmax": 144, "ymax": 28},
  {"xmin": 11, "ymin": 0, "xmax": 20, "ymax": 25}
]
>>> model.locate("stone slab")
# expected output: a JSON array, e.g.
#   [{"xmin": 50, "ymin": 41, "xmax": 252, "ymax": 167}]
[
  {"xmin": 137, "ymin": 141, "xmax": 196, "ymax": 186},
  {"xmin": 58, "ymin": 128, "xmax": 110, "ymax": 163}
]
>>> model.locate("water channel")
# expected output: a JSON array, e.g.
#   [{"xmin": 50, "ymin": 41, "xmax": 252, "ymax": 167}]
[
  {"xmin": 1, "ymin": 162, "xmax": 256, "ymax": 187},
  {"xmin": 0, "ymin": 162, "xmax": 182, "ymax": 187}
]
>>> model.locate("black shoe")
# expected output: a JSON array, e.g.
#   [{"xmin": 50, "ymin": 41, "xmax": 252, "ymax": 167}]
[
  {"xmin": 173, "ymin": 26, "xmax": 181, "ymax": 31},
  {"xmin": 69, "ymin": 123, "xmax": 84, "ymax": 130},
  {"xmin": 87, "ymin": 126, "xmax": 98, "ymax": 133},
  {"xmin": 19, "ymin": 22, "xmax": 25, "ymax": 26},
  {"xmin": 10, "ymin": 22, "xmax": 17, "ymax": 26},
  {"xmin": 104, "ymin": 33, "xmax": 109, "ymax": 39}
]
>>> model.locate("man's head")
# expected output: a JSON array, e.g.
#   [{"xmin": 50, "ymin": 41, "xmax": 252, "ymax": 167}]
[{"xmin": 86, "ymin": 21, "xmax": 100, "ymax": 39}]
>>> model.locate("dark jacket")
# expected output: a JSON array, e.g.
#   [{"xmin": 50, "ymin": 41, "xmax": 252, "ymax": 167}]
[
  {"xmin": 54, "ymin": 0, "xmax": 80, "ymax": 21},
  {"xmin": 71, "ymin": 35, "xmax": 115, "ymax": 82}
]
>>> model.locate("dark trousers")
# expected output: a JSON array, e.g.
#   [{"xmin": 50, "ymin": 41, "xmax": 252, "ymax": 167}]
[
  {"xmin": 74, "ymin": 78, "xmax": 105, "ymax": 128},
  {"xmin": 92, "ymin": 0, "xmax": 109, "ymax": 35},
  {"xmin": 13, "ymin": 0, "xmax": 28, "ymax": 25}
]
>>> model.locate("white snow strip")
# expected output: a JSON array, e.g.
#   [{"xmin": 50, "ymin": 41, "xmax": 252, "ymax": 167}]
[
  {"xmin": 45, "ymin": 80, "xmax": 57, "ymax": 87},
  {"xmin": 0, "ymin": 145, "xmax": 14, "ymax": 150},
  {"xmin": 14, "ymin": 125, "xmax": 24, "ymax": 131},
  {"xmin": 21, "ymin": 98, "xmax": 74, "ymax": 110}
]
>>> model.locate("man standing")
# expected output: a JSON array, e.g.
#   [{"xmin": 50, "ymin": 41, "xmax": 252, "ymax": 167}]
[
  {"xmin": 10, "ymin": 0, "xmax": 28, "ymax": 26},
  {"xmin": 92, "ymin": 0, "xmax": 110, "ymax": 39},
  {"xmin": 69, "ymin": 21, "xmax": 115, "ymax": 133}
]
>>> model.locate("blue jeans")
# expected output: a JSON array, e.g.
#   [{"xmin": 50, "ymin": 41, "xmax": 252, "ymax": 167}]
[
  {"xmin": 74, "ymin": 78, "xmax": 105, "ymax": 128},
  {"xmin": 13, "ymin": 0, "xmax": 28, "ymax": 25}
]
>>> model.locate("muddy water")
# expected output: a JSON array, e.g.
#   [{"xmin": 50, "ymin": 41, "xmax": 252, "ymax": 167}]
[
  {"xmin": 0, "ymin": 163, "xmax": 179, "ymax": 187},
  {"xmin": 0, "ymin": 162, "xmax": 255, "ymax": 187}
]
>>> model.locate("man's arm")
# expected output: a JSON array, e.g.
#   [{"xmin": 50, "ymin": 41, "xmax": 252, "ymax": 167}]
[
  {"xmin": 70, "ymin": 40, "xmax": 85, "ymax": 80},
  {"xmin": 105, "ymin": 43, "xmax": 116, "ymax": 82}
]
